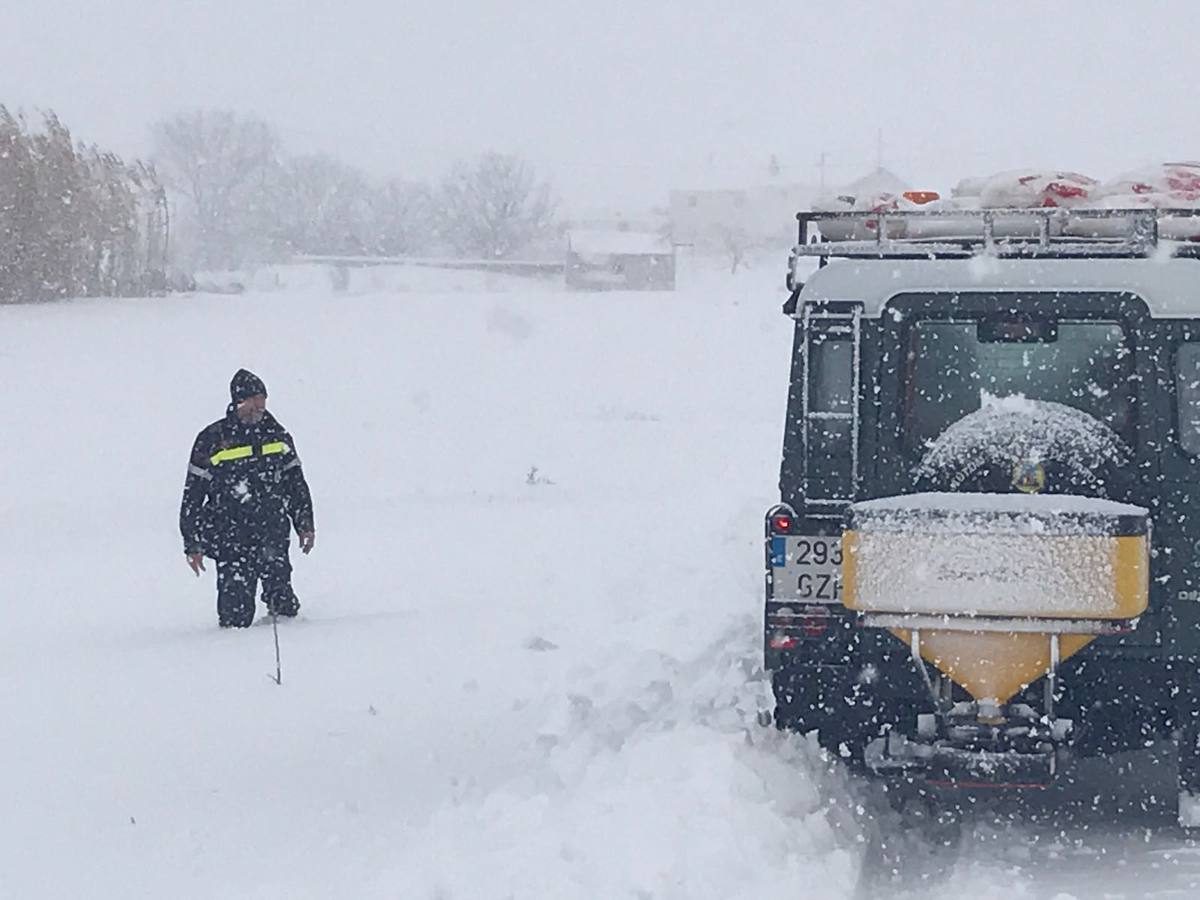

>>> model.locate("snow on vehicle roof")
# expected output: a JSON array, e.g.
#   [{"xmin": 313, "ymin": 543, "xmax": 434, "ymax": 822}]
[
  {"xmin": 566, "ymin": 229, "xmax": 671, "ymax": 256},
  {"xmin": 798, "ymin": 255, "xmax": 1200, "ymax": 318}
]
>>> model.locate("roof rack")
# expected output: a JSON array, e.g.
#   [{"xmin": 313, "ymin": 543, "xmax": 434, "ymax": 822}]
[{"xmin": 792, "ymin": 207, "xmax": 1200, "ymax": 261}]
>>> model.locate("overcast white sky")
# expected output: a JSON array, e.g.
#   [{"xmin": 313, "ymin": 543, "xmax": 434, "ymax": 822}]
[{"xmin": 5, "ymin": 1, "xmax": 1200, "ymax": 213}]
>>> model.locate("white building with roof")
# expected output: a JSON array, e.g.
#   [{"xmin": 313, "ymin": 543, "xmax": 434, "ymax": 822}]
[
  {"xmin": 565, "ymin": 228, "xmax": 675, "ymax": 290},
  {"xmin": 668, "ymin": 168, "xmax": 910, "ymax": 255},
  {"xmin": 832, "ymin": 167, "xmax": 910, "ymax": 203}
]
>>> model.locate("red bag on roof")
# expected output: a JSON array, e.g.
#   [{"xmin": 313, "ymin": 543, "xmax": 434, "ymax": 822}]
[
  {"xmin": 979, "ymin": 169, "xmax": 1098, "ymax": 208},
  {"xmin": 1099, "ymin": 162, "xmax": 1200, "ymax": 199}
]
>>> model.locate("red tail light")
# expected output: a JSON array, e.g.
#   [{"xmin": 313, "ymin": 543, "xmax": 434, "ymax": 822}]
[
  {"xmin": 769, "ymin": 633, "xmax": 799, "ymax": 650},
  {"xmin": 801, "ymin": 614, "xmax": 829, "ymax": 637},
  {"xmin": 768, "ymin": 606, "xmax": 832, "ymax": 647},
  {"xmin": 771, "ymin": 515, "xmax": 792, "ymax": 534}
]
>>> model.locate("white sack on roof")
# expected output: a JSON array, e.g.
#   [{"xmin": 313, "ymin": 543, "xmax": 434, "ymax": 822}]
[
  {"xmin": 978, "ymin": 169, "xmax": 1099, "ymax": 209},
  {"xmin": 812, "ymin": 190, "xmax": 924, "ymax": 241},
  {"xmin": 951, "ymin": 175, "xmax": 989, "ymax": 198},
  {"xmin": 1096, "ymin": 162, "xmax": 1200, "ymax": 199},
  {"xmin": 1063, "ymin": 190, "xmax": 1200, "ymax": 241},
  {"xmin": 808, "ymin": 163, "xmax": 1200, "ymax": 244}
]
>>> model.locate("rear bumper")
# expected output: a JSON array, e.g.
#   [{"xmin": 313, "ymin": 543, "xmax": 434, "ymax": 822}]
[
  {"xmin": 769, "ymin": 641, "xmax": 1179, "ymax": 761},
  {"xmin": 864, "ymin": 732, "xmax": 1060, "ymax": 788}
]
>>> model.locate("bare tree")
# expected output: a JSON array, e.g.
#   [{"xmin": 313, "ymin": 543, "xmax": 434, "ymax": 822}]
[
  {"xmin": 706, "ymin": 223, "xmax": 761, "ymax": 274},
  {"xmin": 152, "ymin": 109, "xmax": 281, "ymax": 269},
  {"xmin": 437, "ymin": 152, "xmax": 555, "ymax": 259},
  {"xmin": 273, "ymin": 159, "xmax": 435, "ymax": 259},
  {"xmin": 368, "ymin": 178, "xmax": 433, "ymax": 257},
  {"xmin": 275, "ymin": 153, "xmax": 373, "ymax": 256},
  {"xmin": 0, "ymin": 108, "xmax": 39, "ymax": 300}
]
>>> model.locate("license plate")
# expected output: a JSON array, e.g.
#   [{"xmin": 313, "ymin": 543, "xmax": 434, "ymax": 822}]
[{"xmin": 769, "ymin": 535, "xmax": 844, "ymax": 603}]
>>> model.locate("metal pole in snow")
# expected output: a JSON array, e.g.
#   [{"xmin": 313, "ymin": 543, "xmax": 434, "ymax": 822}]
[{"xmin": 269, "ymin": 608, "xmax": 283, "ymax": 685}]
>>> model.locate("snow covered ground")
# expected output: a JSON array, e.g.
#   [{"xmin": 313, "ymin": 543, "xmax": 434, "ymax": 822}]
[{"xmin": 1, "ymin": 265, "xmax": 1197, "ymax": 898}]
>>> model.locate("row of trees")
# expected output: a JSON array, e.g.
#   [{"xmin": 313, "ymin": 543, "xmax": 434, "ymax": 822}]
[
  {"xmin": 0, "ymin": 107, "xmax": 168, "ymax": 302},
  {"xmin": 0, "ymin": 105, "xmax": 561, "ymax": 297},
  {"xmin": 152, "ymin": 109, "xmax": 557, "ymax": 271}
]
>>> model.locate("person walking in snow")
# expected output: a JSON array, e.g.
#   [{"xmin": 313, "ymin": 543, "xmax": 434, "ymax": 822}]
[{"xmin": 180, "ymin": 369, "xmax": 315, "ymax": 628}]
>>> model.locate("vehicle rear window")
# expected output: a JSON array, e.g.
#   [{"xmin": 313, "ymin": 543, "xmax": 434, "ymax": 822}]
[
  {"xmin": 809, "ymin": 334, "xmax": 853, "ymax": 413},
  {"xmin": 904, "ymin": 319, "xmax": 1134, "ymax": 451}
]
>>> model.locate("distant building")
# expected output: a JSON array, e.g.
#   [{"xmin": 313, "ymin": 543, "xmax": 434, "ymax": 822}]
[
  {"xmin": 668, "ymin": 168, "xmax": 912, "ymax": 253},
  {"xmin": 567, "ymin": 206, "xmax": 667, "ymax": 236},
  {"xmin": 830, "ymin": 167, "xmax": 910, "ymax": 203},
  {"xmin": 668, "ymin": 183, "xmax": 816, "ymax": 249},
  {"xmin": 565, "ymin": 229, "xmax": 675, "ymax": 291}
]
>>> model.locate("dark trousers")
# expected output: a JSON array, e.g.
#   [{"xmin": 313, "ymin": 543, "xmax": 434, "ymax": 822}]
[{"xmin": 216, "ymin": 543, "xmax": 299, "ymax": 627}]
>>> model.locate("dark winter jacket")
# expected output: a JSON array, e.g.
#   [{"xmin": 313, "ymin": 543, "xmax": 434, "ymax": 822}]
[{"xmin": 180, "ymin": 407, "xmax": 314, "ymax": 559}]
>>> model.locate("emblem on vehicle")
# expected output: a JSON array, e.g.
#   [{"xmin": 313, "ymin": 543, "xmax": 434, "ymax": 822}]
[{"xmin": 1012, "ymin": 460, "xmax": 1046, "ymax": 494}]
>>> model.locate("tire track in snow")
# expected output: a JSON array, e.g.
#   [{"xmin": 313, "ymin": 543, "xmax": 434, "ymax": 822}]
[{"xmin": 851, "ymin": 744, "xmax": 1200, "ymax": 898}]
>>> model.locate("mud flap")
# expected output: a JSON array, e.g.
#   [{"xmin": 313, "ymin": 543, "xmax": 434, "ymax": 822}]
[
  {"xmin": 1178, "ymin": 725, "xmax": 1200, "ymax": 828},
  {"xmin": 1180, "ymin": 792, "xmax": 1200, "ymax": 829}
]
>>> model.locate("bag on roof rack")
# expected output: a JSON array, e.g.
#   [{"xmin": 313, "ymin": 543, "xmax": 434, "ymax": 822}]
[
  {"xmin": 1053, "ymin": 164, "xmax": 1200, "ymax": 240},
  {"xmin": 929, "ymin": 170, "xmax": 1097, "ymax": 239},
  {"xmin": 951, "ymin": 174, "xmax": 990, "ymax": 198},
  {"xmin": 812, "ymin": 189, "xmax": 958, "ymax": 241},
  {"xmin": 812, "ymin": 191, "xmax": 909, "ymax": 241},
  {"xmin": 1061, "ymin": 164, "xmax": 1200, "ymax": 239},
  {"xmin": 1100, "ymin": 162, "xmax": 1200, "ymax": 198},
  {"xmin": 977, "ymin": 169, "xmax": 1098, "ymax": 210}
]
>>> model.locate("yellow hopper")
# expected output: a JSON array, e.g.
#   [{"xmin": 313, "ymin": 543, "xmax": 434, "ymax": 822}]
[{"xmin": 842, "ymin": 493, "xmax": 1149, "ymax": 707}]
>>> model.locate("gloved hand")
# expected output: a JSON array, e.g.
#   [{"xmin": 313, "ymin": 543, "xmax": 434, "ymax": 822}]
[
  {"xmin": 299, "ymin": 531, "xmax": 315, "ymax": 555},
  {"xmin": 187, "ymin": 553, "xmax": 206, "ymax": 576}
]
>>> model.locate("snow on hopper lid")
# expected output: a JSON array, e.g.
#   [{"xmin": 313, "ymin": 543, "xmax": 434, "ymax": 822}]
[{"xmin": 848, "ymin": 491, "xmax": 1148, "ymax": 537}]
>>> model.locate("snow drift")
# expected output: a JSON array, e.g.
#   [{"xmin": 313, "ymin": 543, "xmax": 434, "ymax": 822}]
[{"xmin": 0, "ymin": 267, "xmax": 865, "ymax": 898}]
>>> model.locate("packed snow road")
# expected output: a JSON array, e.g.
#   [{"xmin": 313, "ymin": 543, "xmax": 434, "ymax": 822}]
[
  {"xmin": 1, "ymin": 265, "xmax": 1197, "ymax": 898},
  {"xmin": 857, "ymin": 745, "xmax": 1200, "ymax": 899}
]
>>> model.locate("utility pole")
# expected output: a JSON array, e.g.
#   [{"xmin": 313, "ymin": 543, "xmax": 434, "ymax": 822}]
[
  {"xmin": 817, "ymin": 150, "xmax": 828, "ymax": 193},
  {"xmin": 876, "ymin": 129, "xmax": 884, "ymax": 171}
]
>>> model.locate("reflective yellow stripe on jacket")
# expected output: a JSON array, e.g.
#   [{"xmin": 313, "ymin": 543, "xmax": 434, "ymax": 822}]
[
  {"xmin": 210, "ymin": 442, "xmax": 291, "ymax": 466},
  {"xmin": 210, "ymin": 446, "xmax": 253, "ymax": 465}
]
